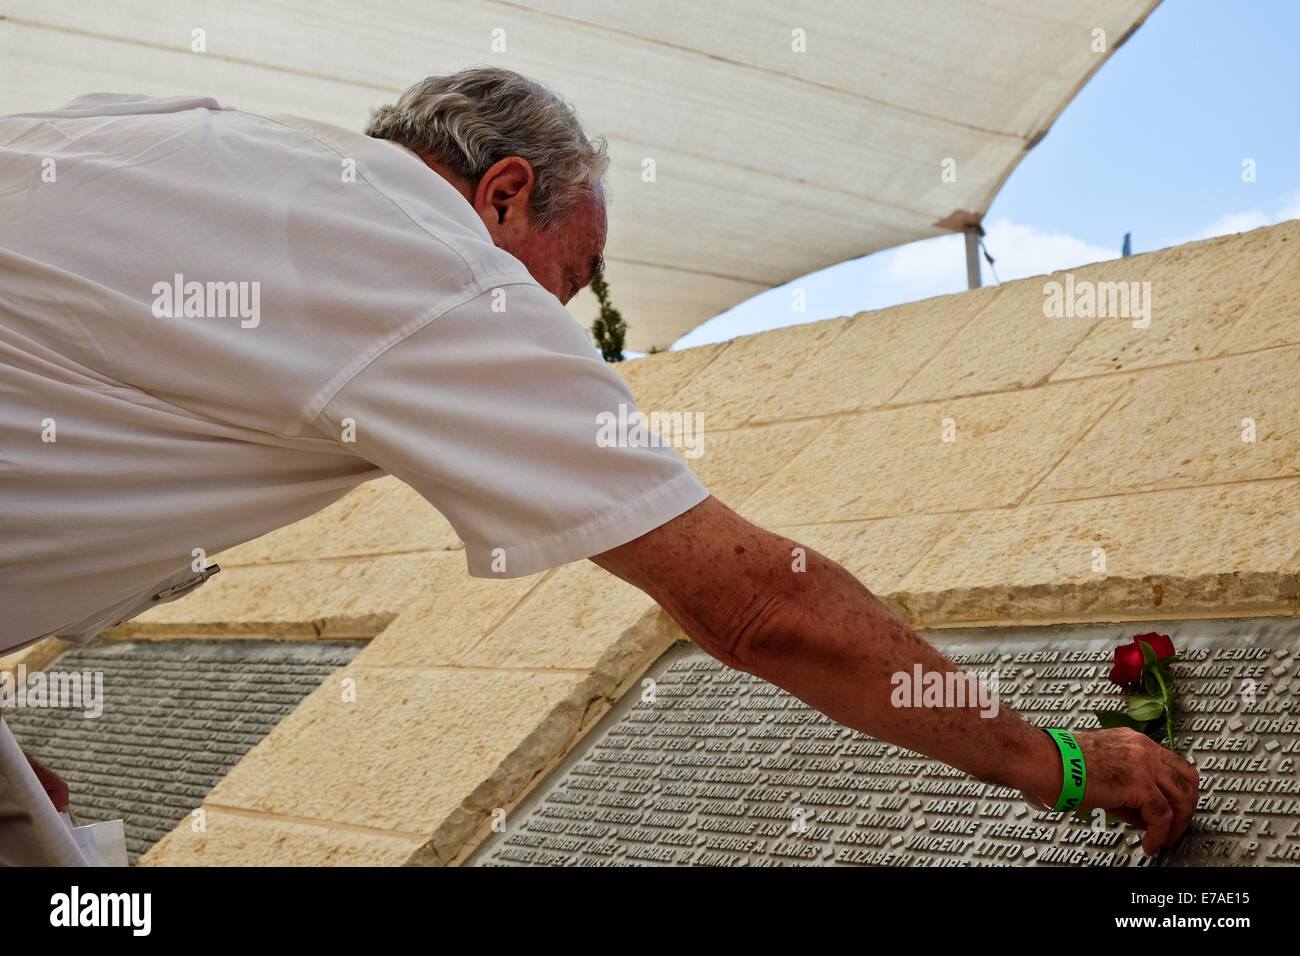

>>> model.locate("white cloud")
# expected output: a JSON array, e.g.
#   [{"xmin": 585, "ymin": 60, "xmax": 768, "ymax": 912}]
[
  {"xmin": 980, "ymin": 219, "xmax": 1118, "ymax": 281},
  {"xmin": 1192, "ymin": 210, "xmax": 1273, "ymax": 241},
  {"xmin": 1185, "ymin": 192, "xmax": 1300, "ymax": 243},
  {"xmin": 1275, "ymin": 188, "xmax": 1300, "ymax": 223},
  {"xmin": 887, "ymin": 218, "xmax": 1117, "ymax": 284}
]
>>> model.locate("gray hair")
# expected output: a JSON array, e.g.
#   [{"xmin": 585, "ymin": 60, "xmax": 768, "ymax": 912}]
[{"xmin": 366, "ymin": 66, "xmax": 608, "ymax": 230}]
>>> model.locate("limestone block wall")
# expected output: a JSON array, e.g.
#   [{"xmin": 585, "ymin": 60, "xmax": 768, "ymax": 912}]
[{"xmin": 7, "ymin": 221, "xmax": 1297, "ymax": 865}]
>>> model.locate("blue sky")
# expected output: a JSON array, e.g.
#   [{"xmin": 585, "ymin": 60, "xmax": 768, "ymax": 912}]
[{"xmin": 672, "ymin": 0, "xmax": 1300, "ymax": 350}]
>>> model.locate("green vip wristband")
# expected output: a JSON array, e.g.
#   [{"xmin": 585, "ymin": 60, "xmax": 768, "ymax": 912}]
[{"xmin": 1045, "ymin": 728, "xmax": 1086, "ymax": 813}]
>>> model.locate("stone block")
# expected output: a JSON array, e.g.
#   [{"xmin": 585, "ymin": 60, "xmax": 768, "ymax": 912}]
[
  {"xmin": 1213, "ymin": 244, "xmax": 1300, "ymax": 355},
  {"xmin": 215, "ymin": 476, "xmax": 461, "ymax": 565},
  {"xmin": 141, "ymin": 808, "xmax": 422, "ymax": 866},
  {"xmin": 751, "ymin": 287, "xmax": 1001, "ymax": 419},
  {"xmin": 458, "ymin": 560, "xmax": 657, "ymax": 670},
  {"xmin": 350, "ymin": 554, "xmax": 546, "ymax": 667},
  {"xmin": 744, "ymin": 377, "xmax": 1126, "ymax": 526},
  {"xmin": 892, "ymin": 262, "xmax": 1139, "ymax": 402},
  {"xmin": 117, "ymin": 553, "xmax": 444, "ymax": 638},
  {"xmin": 614, "ymin": 342, "xmax": 728, "ymax": 412},
  {"xmin": 661, "ymin": 316, "xmax": 853, "ymax": 429},
  {"xmin": 1029, "ymin": 346, "xmax": 1300, "ymax": 502},
  {"xmin": 771, "ymin": 514, "xmax": 957, "ymax": 593},
  {"xmin": 895, "ymin": 480, "xmax": 1300, "ymax": 625},
  {"xmin": 204, "ymin": 666, "xmax": 589, "ymax": 837},
  {"xmin": 685, "ymin": 419, "xmax": 830, "ymax": 507},
  {"xmin": 1049, "ymin": 223, "xmax": 1300, "ymax": 380}
]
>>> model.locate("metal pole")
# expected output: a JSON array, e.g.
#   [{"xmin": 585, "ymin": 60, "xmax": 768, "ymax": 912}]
[{"xmin": 964, "ymin": 225, "xmax": 982, "ymax": 289}]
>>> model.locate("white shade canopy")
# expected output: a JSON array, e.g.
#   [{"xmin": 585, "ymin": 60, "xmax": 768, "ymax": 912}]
[{"xmin": 0, "ymin": 0, "xmax": 1159, "ymax": 350}]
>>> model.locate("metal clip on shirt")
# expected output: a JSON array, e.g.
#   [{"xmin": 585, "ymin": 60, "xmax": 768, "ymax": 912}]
[{"xmin": 151, "ymin": 564, "xmax": 222, "ymax": 602}]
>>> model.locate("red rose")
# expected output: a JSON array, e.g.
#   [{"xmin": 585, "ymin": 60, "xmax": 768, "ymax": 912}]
[
  {"xmin": 1134, "ymin": 632, "xmax": 1176, "ymax": 659},
  {"xmin": 1107, "ymin": 632, "xmax": 1175, "ymax": 686}
]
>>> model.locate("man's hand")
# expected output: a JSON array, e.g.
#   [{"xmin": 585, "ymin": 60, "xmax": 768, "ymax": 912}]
[
  {"xmin": 594, "ymin": 495, "xmax": 1200, "ymax": 855},
  {"xmin": 23, "ymin": 748, "xmax": 70, "ymax": 813},
  {"xmin": 1021, "ymin": 727, "xmax": 1199, "ymax": 856}
]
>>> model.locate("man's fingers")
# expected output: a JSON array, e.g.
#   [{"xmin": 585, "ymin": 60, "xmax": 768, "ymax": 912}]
[
  {"xmin": 1075, "ymin": 728, "xmax": 1202, "ymax": 853},
  {"xmin": 1158, "ymin": 764, "xmax": 1197, "ymax": 848},
  {"xmin": 1166, "ymin": 749, "xmax": 1201, "ymax": 799},
  {"xmin": 23, "ymin": 750, "xmax": 70, "ymax": 812},
  {"xmin": 1139, "ymin": 786, "xmax": 1173, "ymax": 855}
]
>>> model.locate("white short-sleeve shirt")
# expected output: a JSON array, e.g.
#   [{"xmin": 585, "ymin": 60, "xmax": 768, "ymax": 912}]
[{"xmin": 0, "ymin": 94, "xmax": 708, "ymax": 655}]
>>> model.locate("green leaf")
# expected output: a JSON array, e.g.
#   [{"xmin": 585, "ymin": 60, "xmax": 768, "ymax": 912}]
[
  {"xmin": 1096, "ymin": 709, "xmax": 1142, "ymax": 730},
  {"xmin": 1143, "ymin": 670, "xmax": 1162, "ymax": 697},
  {"xmin": 1127, "ymin": 696, "xmax": 1166, "ymax": 721},
  {"xmin": 1139, "ymin": 641, "xmax": 1158, "ymax": 667}
]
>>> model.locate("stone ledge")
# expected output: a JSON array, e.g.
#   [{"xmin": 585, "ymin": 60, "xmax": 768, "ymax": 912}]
[
  {"xmin": 141, "ymin": 807, "xmax": 422, "ymax": 866},
  {"xmin": 889, "ymin": 572, "xmax": 1300, "ymax": 631},
  {"xmin": 414, "ymin": 606, "xmax": 682, "ymax": 866},
  {"xmin": 135, "ymin": 601, "xmax": 682, "ymax": 867},
  {"xmin": 0, "ymin": 637, "xmax": 76, "ymax": 674},
  {"xmin": 892, "ymin": 480, "xmax": 1300, "ymax": 626}
]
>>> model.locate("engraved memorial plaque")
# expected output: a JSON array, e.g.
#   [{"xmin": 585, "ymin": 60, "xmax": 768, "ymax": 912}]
[{"xmin": 468, "ymin": 619, "xmax": 1300, "ymax": 866}]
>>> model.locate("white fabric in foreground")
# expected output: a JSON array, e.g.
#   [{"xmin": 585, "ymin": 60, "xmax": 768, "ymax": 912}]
[{"xmin": 0, "ymin": 719, "xmax": 89, "ymax": 866}]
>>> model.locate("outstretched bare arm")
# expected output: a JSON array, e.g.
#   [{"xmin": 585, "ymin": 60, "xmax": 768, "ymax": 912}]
[{"xmin": 593, "ymin": 495, "xmax": 1198, "ymax": 855}]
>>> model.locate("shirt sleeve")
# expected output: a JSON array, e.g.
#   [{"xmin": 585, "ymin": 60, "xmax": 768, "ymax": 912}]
[{"xmin": 315, "ymin": 280, "xmax": 710, "ymax": 578}]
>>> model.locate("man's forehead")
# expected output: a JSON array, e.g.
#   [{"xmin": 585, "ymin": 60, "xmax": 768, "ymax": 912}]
[
  {"xmin": 585, "ymin": 189, "xmax": 608, "ymax": 244},
  {"xmin": 573, "ymin": 193, "xmax": 607, "ymax": 283}
]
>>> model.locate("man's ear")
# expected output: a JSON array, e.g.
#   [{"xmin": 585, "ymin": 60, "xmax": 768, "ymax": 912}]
[{"xmin": 473, "ymin": 156, "xmax": 535, "ymax": 227}]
